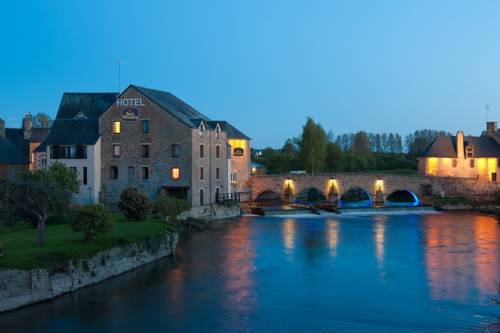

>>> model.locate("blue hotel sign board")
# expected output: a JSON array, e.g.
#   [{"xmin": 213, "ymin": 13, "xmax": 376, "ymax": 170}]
[{"xmin": 117, "ymin": 98, "xmax": 144, "ymax": 121}]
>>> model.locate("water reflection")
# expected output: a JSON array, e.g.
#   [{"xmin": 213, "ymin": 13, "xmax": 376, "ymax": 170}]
[
  {"xmin": 282, "ymin": 218, "xmax": 296, "ymax": 253},
  {"xmin": 423, "ymin": 213, "xmax": 500, "ymax": 303},
  {"xmin": 326, "ymin": 219, "xmax": 339, "ymax": 257},
  {"xmin": 373, "ymin": 215, "xmax": 387, "ymax": 267}
]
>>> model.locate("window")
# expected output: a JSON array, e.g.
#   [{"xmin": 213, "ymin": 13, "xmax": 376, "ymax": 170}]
[
  {"xmin": 111, "ymin": 166, "xmax": 119, "ymax": 179},
  {"xmin": 113, "ymin": 144, "xmax": 121, "ymax": 157},
  {"xmin": 142, "ymin": 120, "xmax": 150, "ymax": 134},
  {"xmin": 141, "ymin": 166, "xmax": 150, "ymax": 180},
  {"xmin": 470, "ymin": 159, "xmax": 475, "ymax": 168},
  {"xmin": 199, "ymin": 189, "xmax": 204, "ymax": 206},
  {"xmin": 200, "ymin": 167, "xmax": 204, "ymax": 180},
  {"xmin": 216, "ymin": 145, "xmax": 220, "ymax": 158},
  {"xmin": 466, "ymin": 146, "xmax": 474, "ymax": 158},
  {"xmin": 51, "ymin": 145, "xmax": 83, "ymax": 159},
  {"xmin": 171, "ymin": 144, "xmax": 180, "ymax": 158},
  {"xmin": 112, "ymin": 121, "xmax": 121, "ymax": 134},
  {"xmin": 231, "ymin": 172, "xmax": 238, "ymax": 182},
  {"xmin": 216, "ymin": 167, "xmax": 220, "ymax": 179},
  {"xmin": 83, "ymin": 167, "xmax": 87, "ymax": 185},
  {"xmin": 200, "ymin": 144, "xmax": 204, "ymax": 158},
  {"xmin": 452, "ymin": 159, "xmax": 457, "ymax": 168},
  {"xmin": 128, "ymin": 166, "xmax": 136, "ymax": 180},
  {"xmin": 171, "ymin": 167, "xmax": 180, "ymax": 180},
  {"xmin": 141, "ymin": 144, "xmax": 150, "ymax": 158}
]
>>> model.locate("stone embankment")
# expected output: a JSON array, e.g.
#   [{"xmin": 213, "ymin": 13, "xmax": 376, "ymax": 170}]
[{"xmin": 0, "ymin": 232, "xmax": 178, "ymax": 313}]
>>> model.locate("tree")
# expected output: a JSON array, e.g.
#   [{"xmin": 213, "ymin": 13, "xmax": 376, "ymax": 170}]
[
  {"xmin": 71, "ymin": 205, "xmax": 114, "ymax": 242},
  {"xmin": 32, "ymin": 113, "xmax": 53, "ymax": 128},
  {"xmin": 298, "ymin": 117, "xmax": 327, "ymax": 174},
  {"xmin": 1, "ymin": 162, "xmax": 79, "ymax": 245},
  {"xmin": 351, "ymin": 131, "xmax": 371, "ymax": 155},
  {"xmin": 118, "ymin": 187, "xmax": 152, "ymax": 221},
  {"xmin": 405, "ymin": 129, "xmax": 451, "ymax": 158},
  {"xmin": 325, "ymin": 141, "xmax": 343, "ymax": 171}
]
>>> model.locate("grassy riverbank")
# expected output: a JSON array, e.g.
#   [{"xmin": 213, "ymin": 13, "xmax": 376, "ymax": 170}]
[{"xmin": 0, "ymin": 214, "xmax": 175, "ymax": 270}]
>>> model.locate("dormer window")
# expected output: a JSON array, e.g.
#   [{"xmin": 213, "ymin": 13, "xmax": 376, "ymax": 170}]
[
  {"xmin": 215, "ymin": 123, "xmax": 221, "ymax": 139},
  {"xmin": 199, "ymin": 122, "xmax": 206, "ymax": 138},
  {"xmin": 466, "ymin": 145, "xmax": 474, "ymax": 158},
  {"xmin": 74, "ymin": 111, "xmax": 87, "ymax": 119}
]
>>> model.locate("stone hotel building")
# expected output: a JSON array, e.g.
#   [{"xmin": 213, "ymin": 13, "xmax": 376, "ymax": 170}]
[
  {"xmin": 38, "ymin": 85, "xmax": 250, "ymax": 206},
  {"xmin": 419, "ymin": 121, "xmax": 500, "ymax": 181}
]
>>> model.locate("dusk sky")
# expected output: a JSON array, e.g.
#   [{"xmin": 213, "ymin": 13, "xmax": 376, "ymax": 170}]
[{"xmin": 1, "ymin": 0, "xmax": 500, "ymax": 148}]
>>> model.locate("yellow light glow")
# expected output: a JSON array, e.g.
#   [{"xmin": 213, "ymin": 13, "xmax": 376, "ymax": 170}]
[
  {"xmin": 251, "ymin": 167, "xmax": 257, "ymax": 173},
  {"xmin": 427, "ymin": 158, "xmax": 438, "ymax": 175},
  {"xmin": 477, "ymin": 158, "xmax": 486, "ymax": 175},
  {"xmin": 328, "ymin": 178, "xmax": 338, "ymax": 194},
  {"xmin": 112, "ymin": 121, "xmax": 121, "ymax": 134},
  {"xmin": 488, "ymin": 158, "xmax": 496, "ymax": 178},
  {"xmin": 375, "ymin": 179, "xmax": 384, "ymax": 192},
  {"xmin": 228, "ymin": 139, "xmax": 247, "ymax": 149},
  {"xmin": 171, "ymin": 167, "xmax": 180, "ymax": 180},
  {"xmin": 284, "ymin": 178, "xmax": 295, "ymax": 195}
]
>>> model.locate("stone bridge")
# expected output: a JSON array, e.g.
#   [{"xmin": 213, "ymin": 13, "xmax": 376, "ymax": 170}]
[{"xmin": 249, "ymin": 173, "xmax": 500, "ymax": 203}]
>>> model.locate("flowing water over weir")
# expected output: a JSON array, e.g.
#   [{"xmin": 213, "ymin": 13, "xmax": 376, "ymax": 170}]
[{"xmin": 1, "ymin": 212, "xmax": 499, "ymax": 333}]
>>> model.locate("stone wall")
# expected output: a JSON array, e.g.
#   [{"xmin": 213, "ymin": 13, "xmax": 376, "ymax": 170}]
[
  {"xmin": 0, "ymin": 232, "xmax": 178, "ymax": 313},
  {"xmin": 251, "ymin": 173, "xmax": 500, "ymax": 202},
  {"xmin": 179, "ymin": 204, "xmax": 241, "ymax": 221}
]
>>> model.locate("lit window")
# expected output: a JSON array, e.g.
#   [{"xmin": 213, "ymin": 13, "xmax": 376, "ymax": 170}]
[
  {"xmin": 141, "ymin": 166, "xmax": 150, "ymax": 180},
  {"xmin": 171, "ymin": 144, "xmax": 180, "ymax": 158},
  {"xmin": 171, "ymin": 167, "xmax": 180, "ymax": 180},
  {"xmin": 112, "ymin": 121, "xmax": 121, "ymax": 134},
  {"xmin": 113, "ymin": 144, "xmax": 121, "ymax": 157},
  {"xmin": 111, "ymin": 166, "xmax": 119, "ymax": 179},
  {"xmin": 142, "ymin": 120, "xmax": 150, "ymax": 134}
]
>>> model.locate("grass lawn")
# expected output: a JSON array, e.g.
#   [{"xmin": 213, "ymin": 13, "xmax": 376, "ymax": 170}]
[{"xmin": 0, "ymin": 214, "xmax": 176, "ymax": 270}]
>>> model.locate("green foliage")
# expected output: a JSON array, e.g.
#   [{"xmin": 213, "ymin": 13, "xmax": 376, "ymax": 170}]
[
  {"xmin": 47, "ymin": 208, "xmax": 78, "ymax": 225},
  {"xmin": 298, "ymin": 117, "xmax": 328, "ymax": 174},
  {"xmin": 153, "ymin": 196, "xmax": 191, "ymax": 220},
  {"xmin": 32, "ymin": 112, "xmax": 53, "ymax": 128},
  {"xmin": 118, "ymin": 187, "xmax": 152, "ymax": 221},
  {"xmin": 71, "ymin": 205, "xmax": 115, "ymax": 242},
  {"xmin": 405, "ymin": 129, "xmax": 451, "ymax": 159}
]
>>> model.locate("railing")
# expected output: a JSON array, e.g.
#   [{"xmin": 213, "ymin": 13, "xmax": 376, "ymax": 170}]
[{"xmin": 216, "ymin": 192, "xmax": 241, "ymax": 206}]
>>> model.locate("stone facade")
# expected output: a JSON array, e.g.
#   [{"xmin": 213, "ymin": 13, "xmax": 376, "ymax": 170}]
[{"xmin": 228, "ymin": 138, "xmax": 251, "ymax": 192}]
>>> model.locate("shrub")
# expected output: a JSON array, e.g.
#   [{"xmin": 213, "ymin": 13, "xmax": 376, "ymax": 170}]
[
  {"xmin": 153, "ymin": 196, "xmax": 191, "ymax": 220},
  {"xmin": 118, "ymin": 187, "xmax": 152, "ymax": 221},
  {"xmin": 71, "ymin": 204, "xmax": 115, "ymax": 242}
]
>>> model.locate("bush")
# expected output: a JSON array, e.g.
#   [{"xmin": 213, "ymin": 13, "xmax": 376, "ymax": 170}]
[
  {"xmin": 71, "ymin": 204, "xmax": 114, "ymax": 242},
  {"xmin": 153, "ymin": 196, "xmax": 191, "ymax": 220},
  {"xmin": 118, "ymin": 187, "xmax": 152, "ymax": 221}
]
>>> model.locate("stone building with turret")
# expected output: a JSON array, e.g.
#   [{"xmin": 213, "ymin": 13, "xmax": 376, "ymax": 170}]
[
  {"xmin": 418, "ymin": 121, "xmax": 500, "ymax": 181},
  {"xmin": 0, "ymin": 114, "xmax": 50, "ymax": 180}
]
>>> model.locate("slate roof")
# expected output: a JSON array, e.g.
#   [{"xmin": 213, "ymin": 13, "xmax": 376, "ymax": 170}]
[
  {"xmin": 208, "ymin": 121, "xmax": 251, "ymax": 140},
  {"xmin": 55, "ymin": 93, "xmax": 118, "ymax": 119},
  {"xmin": 0, "ymin": 128, "xmax": 50, "ymax": 164},
  {"xmin": 131, "ymin": 85, "xmax": 209, "ymax": 128},
  {"xmin": 42, "ymin": 119, "xmax": 100, "ymax": 146},
  {"xmin": 422, "ymin": 135, "xmax": 500, "ymax": 158}
]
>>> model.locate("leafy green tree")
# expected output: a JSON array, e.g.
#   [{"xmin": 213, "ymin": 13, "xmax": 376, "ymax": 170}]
[
  {"xmin": 32, "ymin": 112, "xmax": 53, "ymax": 128},
  {"xmin": 0, "ymin": 162, "xmax": 79, "ymax": 245},
  {"xmin": 351, "ymin": 131, "xmax": 371, "ymax": 155},
  {"xmin": 325, "ymin": 141, "xmax": 343, "ymax": 171},
  {"xmin": 298, "ymin": 117, "xmax": 327, "ymax": 174},
  {"xmin": 118, "ymin": 187, "xmax": 152, "ymax": 221},
  {"xmin": 71, "ymin": 204, "xmax": 114, "ymax": 242}
]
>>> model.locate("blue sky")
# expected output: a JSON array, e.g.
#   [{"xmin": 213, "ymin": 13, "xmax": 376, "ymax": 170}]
[{"xmin": 1, "ymin": 0, "xmax": 500, "ymax": 147}]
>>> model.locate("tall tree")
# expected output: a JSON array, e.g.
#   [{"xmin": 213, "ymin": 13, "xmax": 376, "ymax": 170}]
[
  {"xmin": 32, "ymin": 112, "xmax": 53, "ymax": 128},
  {"xmin": 351, "ymin": 131, "xmax": 371, "ymax": 155},
  {"xmin": 298, "ymin": 117, "xmax": 327, "ymax": 174}
]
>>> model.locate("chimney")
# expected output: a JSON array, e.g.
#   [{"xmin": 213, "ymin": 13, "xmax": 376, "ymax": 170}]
[
  {"xmin": 486, "ymin": 121, "xmax": 497, "ymax": 137},
  {"xmin": 22, "ymin": 113, "xmax": 32, "ymax": 140},
  {"xmin": 0, "ymin": 118, "xmax": 5, "ymax": 138},
  {"xmin": 456, "ymin": 130, "xmax": 464, "ymax": 159}
]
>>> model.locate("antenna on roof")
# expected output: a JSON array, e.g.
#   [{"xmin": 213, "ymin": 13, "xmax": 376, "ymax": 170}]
[{"xmin": 118, "ymin": 60, "xmax": 127, "ymax": 93}]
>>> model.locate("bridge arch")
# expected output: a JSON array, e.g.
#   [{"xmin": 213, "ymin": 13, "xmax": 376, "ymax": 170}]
[
  {"xmin": 385, "ymin": 189, "xmax": 420, "ymax": 207},
  {"xmin": 254, "ymin": 190, "xmax": 283, "ymax": 205},
  {"xmin": 339, "ymin": 187, "xmax": 373, "ymax": 208},
  {"xmin": 294, "ymin": 187, "xmax": 326, "ymax": 205}
]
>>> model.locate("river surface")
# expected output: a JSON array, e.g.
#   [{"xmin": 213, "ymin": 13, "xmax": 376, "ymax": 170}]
[{"xmin": 1, "ymin": 212, "xmax": 499, "ymax": 333}]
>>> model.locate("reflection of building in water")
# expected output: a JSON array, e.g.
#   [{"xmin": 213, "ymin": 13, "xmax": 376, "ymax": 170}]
[
  {"xmin": 373, "ymin": 215, "xmax": 387, "ymax": 266},
  {"xmin": 220, "ymin": 222, "xmax": 256, "ymax": 326},
  {"xmin": 326, "ymin": 220, "xmax": 339, "ymax": 257},
  {"xmin": 282, "ymin": 219, "xmax": 297, "ymax": 252},
  {"xmin": 424, "ymin": 214, "xmax": 499, "ymax": 302}
]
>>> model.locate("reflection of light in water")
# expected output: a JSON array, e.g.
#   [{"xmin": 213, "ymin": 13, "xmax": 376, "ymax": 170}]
[
  {"xmin": 220, "ymin": 223, "xmax": 256, "ymax": 329},
  {"xmin": 374, "ymin": 215, "xmax": 387, "ymax": 266},
  {"xmin": 326, "ymin": 220, "xmax": 339, "ymax": 257},
  {"xmin": 282, "ymin": 219, "xmax": 296, "ymax": 252},
  {"xmin": 424, "ymin": 214, "xmax": 500, "ymax": 302}
]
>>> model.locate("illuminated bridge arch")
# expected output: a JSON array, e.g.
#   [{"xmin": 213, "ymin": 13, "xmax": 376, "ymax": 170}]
[
  {"xmin": 385, "ymin": 190, "xmax": 420, "ymax": 207},
  {"xmin": 294, "ymin": 187, "xmax": 326, "ymax": 205},
  {"xmin": 339, "ymin": 188, "xmax": 373, "ymax": 208}
]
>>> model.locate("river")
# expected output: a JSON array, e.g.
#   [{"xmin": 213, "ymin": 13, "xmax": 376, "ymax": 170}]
[{"xmin": 1, "ymin": 212, "xmax": 499, "ymax": 332}]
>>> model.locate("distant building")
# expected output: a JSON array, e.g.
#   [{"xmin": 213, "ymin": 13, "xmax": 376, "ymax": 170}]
[
  {"xmin": 251, "ymin": 161, "xmax": 266, "ymax": 175},
  {"xmin": 0, "ymin": 114, "xmax": 50, "ymax": 180},
  {"xmin": 418, "ymin": 121, "xmax": 500, "ymax": 181}
]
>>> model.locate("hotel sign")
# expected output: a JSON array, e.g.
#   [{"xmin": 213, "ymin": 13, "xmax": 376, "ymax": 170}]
[
  {"xmin": 122, "ymin": 108, "xmax": 139, "ymax": 121},
  {"xmin": 117, "ymin": 98, "xmax": 144, "ymax": 121},
  {"xmin": 233, "ymin": 148, "xmax": 244, "ymax": 156}
]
